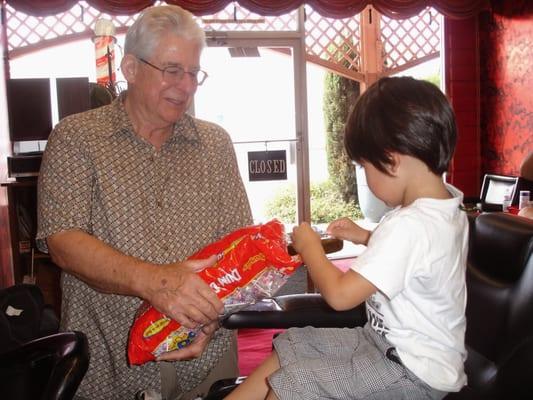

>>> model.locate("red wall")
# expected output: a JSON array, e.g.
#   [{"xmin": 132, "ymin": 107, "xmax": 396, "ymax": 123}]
[
  {"xmin": 479, "ymin": 0, "xmax": 533, "ymax": 176},
  {"xmin": 445, "ymin": 17, "xmax": 480, "ymax": 198}
]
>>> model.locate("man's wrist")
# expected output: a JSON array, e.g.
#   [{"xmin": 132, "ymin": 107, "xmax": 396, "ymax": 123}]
[{"xmin": 131, "ymin": 260, "xmax": 159, "ymax": 301}]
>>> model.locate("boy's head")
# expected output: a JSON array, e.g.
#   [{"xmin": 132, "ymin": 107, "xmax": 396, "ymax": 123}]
[{"xmin": 345, "ymin": 76, "xmax": 457, "ymax": 176}]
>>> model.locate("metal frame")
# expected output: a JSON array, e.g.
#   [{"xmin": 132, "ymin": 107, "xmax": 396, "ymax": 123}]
[{"xmin": 204, "ymin": 6, "xmax": 310, "ymax": 224}]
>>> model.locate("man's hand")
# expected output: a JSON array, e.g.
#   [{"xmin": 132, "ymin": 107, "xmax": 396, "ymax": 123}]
[
  {"xmin": 145, "ymin": 255, "xmax": 224, "ymax": 329},
  {"xmin": 155, "ymin": 321, "xmax": 219, "ymax": 362},
  {"xmin": 327, "ymin": 217, "xmax": 371, "ymax": 245}
]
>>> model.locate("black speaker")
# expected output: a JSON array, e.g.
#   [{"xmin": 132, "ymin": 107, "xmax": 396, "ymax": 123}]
[
  {"xmin": 7, "ymin": 154, "xmax": 43, "ymax": 178},
  {"xmin": 6, "ymin": 79, "xmax": 52, "ymax": 142}
]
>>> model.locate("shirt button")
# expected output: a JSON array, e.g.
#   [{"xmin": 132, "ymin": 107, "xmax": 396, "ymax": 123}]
[
  {"xmin": 156, "ymin": 200, "xmax": 162, "ymax": 208},
  {"xmin": 149, "ymin": 155, "xmax": 155, "ymax": 162}
]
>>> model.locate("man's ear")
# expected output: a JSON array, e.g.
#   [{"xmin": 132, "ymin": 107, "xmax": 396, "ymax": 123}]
[
  {"xmin": 386, "ymin": 152, "xmax": 401, "ymax": 176},
  {"xmin": 121, "ymin": 54, "xmax": 138, "ymax": 83}
]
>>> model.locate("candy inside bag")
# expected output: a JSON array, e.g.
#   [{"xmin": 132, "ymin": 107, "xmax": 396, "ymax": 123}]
[{"xmin": 127, "ymin": 219, "xmax": 302, "ymax": 365}]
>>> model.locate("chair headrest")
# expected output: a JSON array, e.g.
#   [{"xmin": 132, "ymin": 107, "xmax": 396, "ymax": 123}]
[{"xmin": 469, "ymin": 213, "xmax": 533, "ymax": 283}]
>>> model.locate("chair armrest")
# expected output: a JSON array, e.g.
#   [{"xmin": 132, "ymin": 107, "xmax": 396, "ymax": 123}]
[
  {"xmin": 221, "ymin": 293, "xmax": 367, "ymax": 329},
  {"xmin": 0, "ymin": 331, "xmax": 89, "ymax": 400}
]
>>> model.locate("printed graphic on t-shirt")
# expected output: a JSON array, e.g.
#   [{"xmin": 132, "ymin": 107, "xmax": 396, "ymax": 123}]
[{"xmin": 366, "ymin": 295, "xmax": 389, "ymax": 336}]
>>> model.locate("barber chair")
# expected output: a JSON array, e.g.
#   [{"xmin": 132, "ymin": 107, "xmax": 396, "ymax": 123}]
[
  {"xmin": 446, "ymin": 212, "xmax": 533, "ymax": 399},
  {"xmin": 205, "ymin": 212, "xmax": 533, "ymax": 399},
  {"xmin": 0, "ymin": 284, "xmax": 90, "ymax": 400},
  {"xmin": 0, "ymin": 331, "xmax": 89, "ymax": 400}
]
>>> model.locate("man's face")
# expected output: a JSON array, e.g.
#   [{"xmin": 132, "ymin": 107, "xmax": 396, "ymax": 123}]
[{"xmin": 132, "ymin": 33, "xmax": 202, "ymax": 127}]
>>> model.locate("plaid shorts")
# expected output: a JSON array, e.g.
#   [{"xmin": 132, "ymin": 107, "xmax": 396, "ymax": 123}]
[{"xmin": 268, "ymin": 323, "xmax": 447, "ymax": 400}]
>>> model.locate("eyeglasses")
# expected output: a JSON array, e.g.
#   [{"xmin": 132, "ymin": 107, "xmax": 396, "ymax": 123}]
[{"xmin": 138, "ymin": 58, "xmax": 208, "ymax": 86}]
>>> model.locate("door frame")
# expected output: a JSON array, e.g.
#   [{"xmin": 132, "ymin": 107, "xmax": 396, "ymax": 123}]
[{"xmin": 204, "ymin": 7, "xmax": 310, "ymax": 224}]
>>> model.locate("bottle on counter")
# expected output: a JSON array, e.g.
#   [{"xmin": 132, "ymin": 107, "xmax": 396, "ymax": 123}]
[
  {"xmin": 519, "ymin": 190, "xmax": 530, "ymax": 210},
  {"xmin": 502, "ymin": 189, "xmax": 512, "ymax": 212}
]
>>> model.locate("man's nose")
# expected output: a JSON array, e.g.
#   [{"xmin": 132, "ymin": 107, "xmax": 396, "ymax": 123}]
[{"xmin": 177, "ymin": 73, "xmax": 198, "ymax": 93}]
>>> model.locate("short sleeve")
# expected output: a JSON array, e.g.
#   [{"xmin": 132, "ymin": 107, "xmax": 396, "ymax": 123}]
[
  {"xmin": 36, "ymin": 118, "xmax": 93, "ymax": 253},
  {"xmin": 351, "ymin": 214, "xmax": 425, "ymax": 299}
]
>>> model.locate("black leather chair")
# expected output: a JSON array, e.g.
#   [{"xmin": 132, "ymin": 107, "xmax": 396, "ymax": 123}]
[
  {"xmin": 0, "ymin": 284, "xmax": 90, "ymax": 400},
  {"xmin": 206, "ymin": 212, "xmax": 533, "ymax": 399},
  {"xmin": 0, "ymin": 283, "xmax": 59, "ymax": 353},
  {"xmin": 222, "ymin": 293, "xmax": 366, "ymax": 330},
  {"xmin": 447, "ymin": 212, "xmax": 533, "ymax": 399},
  {"xmin": 0, "ymin": 330, "xmax": 89, "ymax": 400}
]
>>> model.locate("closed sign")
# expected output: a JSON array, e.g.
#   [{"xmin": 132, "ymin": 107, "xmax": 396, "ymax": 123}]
[{"xmin": 248, "ymin": 150, "xmax": 287, "ymax": 181}]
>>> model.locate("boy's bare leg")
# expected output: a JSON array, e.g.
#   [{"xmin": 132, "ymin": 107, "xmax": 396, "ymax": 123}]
[{"xmin": 224, "ymin": 351, "xmax": 280, "ymax": 400}]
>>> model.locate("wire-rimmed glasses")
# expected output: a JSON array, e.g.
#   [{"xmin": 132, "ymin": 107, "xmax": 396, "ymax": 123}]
[{"xmin": 138, "ymin": 58, "xmax": 208, "ymax": 86}]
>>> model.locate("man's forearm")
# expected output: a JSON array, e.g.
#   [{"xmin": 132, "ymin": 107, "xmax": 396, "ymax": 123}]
[{"xmin": 47, "ymin": 229, "xmax": 155, "ymax": 298}]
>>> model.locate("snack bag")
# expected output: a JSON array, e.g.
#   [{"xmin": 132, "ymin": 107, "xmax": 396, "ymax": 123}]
[{"xmin": 127, "ymin": 219, "xmax": 301, "ymax": 365}]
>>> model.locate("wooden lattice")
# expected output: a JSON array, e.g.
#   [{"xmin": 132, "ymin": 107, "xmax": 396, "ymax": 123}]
[
  {"xmin": 6, "ymin": 1, "xmax": 138, "ymax": 56},
  {"xmin": 381, "ymin": 8, "xmax": 441, "ymax": 71},
  {"xmin": 304, "ymin": 7, "xmax": 361, "ymax": 74},
  {"xmin": 6, "ymin": 2, "xmax": 439, "ymax": 80},
  {"xmin": 5, "ymin": 1, "xmax": 297, "ymax": 57}
]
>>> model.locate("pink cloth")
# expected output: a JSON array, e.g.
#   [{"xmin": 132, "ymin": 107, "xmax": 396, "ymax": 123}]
[
  {"xmin": 332, "ymin": 258, "xmax": 353, "ymax": 272},
  {"xmin": 237, "ymin": 328, "xmax": 284, "ymax": 376}
]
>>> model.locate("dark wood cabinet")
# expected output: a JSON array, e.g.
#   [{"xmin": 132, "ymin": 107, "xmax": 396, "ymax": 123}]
[{"xmin": 1, "ymin": 178, "xmax": 61, "ymax": 316}]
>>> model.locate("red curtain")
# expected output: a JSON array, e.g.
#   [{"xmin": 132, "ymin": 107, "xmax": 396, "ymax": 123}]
[{"xmin": 6, "ymin": 0, "xmax": 490, "ymax": 18}]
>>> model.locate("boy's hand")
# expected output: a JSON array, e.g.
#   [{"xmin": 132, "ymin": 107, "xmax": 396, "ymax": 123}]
[
  {"xmin": 327, "ymin": 217, "xmax": 371, "ymax": 245},
  {"xmin": 291, "ymin": 222, "xmax": 323, "ymax": 257}
]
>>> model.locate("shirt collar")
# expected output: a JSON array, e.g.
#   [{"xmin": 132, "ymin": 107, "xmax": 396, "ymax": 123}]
[{"xmin": 104, "ymin": 91, "xmax": 200, "ymax": 143}]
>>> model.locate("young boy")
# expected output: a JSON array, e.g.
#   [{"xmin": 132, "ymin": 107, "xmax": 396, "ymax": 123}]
[{"xmin": 226, "ymin": 76, "xmax": 468, "ymax": 400}]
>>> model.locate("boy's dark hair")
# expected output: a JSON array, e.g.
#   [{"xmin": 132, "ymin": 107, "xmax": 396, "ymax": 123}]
[{"xmin": 344, "ymin": 76, "xmax": 457, "ymax": 175}]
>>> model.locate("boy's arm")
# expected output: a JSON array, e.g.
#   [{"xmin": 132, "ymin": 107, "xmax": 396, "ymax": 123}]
[
  {"xmin": 302, "ymin": 245, "xmax": 376, "ymax": 310},
  {"xmin": 292, "ymin": 222, "xmax": 376, "ymax": 310},
  {"xmin": 327, "ymin": 217, "xmax": 372, "ymax": 245}
]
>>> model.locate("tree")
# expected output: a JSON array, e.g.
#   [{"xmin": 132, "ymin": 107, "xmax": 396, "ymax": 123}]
[{"xmin": 323, "ymin": 72, "xmax": 360, "ymax": 203}]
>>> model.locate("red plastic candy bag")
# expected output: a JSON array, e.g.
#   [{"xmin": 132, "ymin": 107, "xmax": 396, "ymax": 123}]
[{"xmin": 127, "ymin": 219, "xmax": 301, "ymax": 365}]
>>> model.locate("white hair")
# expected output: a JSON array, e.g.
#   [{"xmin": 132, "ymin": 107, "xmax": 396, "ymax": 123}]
[{"xmin": 124, "ymin": 5, "xmax": 205, "ymax": 59}]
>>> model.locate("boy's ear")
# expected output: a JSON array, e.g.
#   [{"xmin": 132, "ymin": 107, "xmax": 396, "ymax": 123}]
[
  {"xmin": 386, "ymin": 152, "xmax": 401, "ymax": 176},
  {"xmin": 121, "ymin": 54, "xmax": 138, "ymax": 83}
]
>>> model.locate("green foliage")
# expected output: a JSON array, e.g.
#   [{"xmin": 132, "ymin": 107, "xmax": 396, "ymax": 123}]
[
  {"xmin": 263, "ymin": 184, "xmax": 296, "ymax": 224},
  {"xmin": 423, "ymin": 72, "xmax": 441, "ymax": 88},
  {"xmin": 264, "ymin": 180, "xmax": 362, "ymax": 225},
  {"xmin": 323, "ymin": 72, "xmax": 360, "ymax": 203}
]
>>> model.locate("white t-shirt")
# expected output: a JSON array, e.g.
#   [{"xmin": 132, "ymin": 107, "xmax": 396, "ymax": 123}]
[{"xmin": 352, "ymin": 183, "xmax": 468, "ymax": 392}]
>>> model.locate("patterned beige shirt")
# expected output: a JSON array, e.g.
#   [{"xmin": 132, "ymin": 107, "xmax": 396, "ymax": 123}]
[{"xmin": 36, "ymin": 94, "xmax": 252, "ymax": 399}]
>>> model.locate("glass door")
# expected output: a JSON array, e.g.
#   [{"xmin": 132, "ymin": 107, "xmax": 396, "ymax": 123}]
[{"xmin": 194, "ymin": 37, "xmax": 309, "ymax": 227}]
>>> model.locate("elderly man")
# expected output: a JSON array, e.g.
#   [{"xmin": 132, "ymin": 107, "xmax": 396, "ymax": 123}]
[{"xmin": 37, "ymin": 5, "xmax": 252, "ymax": 400}]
